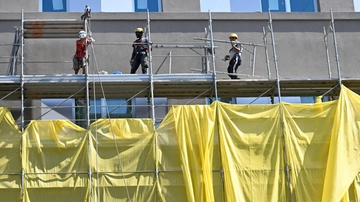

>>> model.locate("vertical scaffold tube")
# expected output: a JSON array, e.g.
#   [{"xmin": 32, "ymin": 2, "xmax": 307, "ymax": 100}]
[
  {"xmin": 20, "ymin": 10, "xmax": 25, "ymax": 132},
  {"xmin": 268, "ymin": 10, "xmax": 292, "ymax": 199},
  {"xmin": 20, "ymin": 10, "xmax": 25, "ymax": 202},
  {"xmin": 83, "ymin": 15, "xmax": 92, "ymax": 202},
  {"xmin": 323, "ymin": 26, "xmax": 332, "ymax": 78},
  {"xmin": 330, "ymin": 9, "xmax": 342, "ymax": 87},
  {"xmin": 263, "ymin": 27, "xmax": 271, "ymax": 79},
  {"xmin": 84, "ymin": 18, "xmax": 91, "ymax": 128},
  {"xmin": 208, "ymin": 10, "xmax": 218, "ymax": 99},
  {"xmin": 268, "ymin": 10, "xmax": 281, "ymax": 100},
  {"xmin": 147, "ymin": 11, "xmax": 156, "ymax": 130}
]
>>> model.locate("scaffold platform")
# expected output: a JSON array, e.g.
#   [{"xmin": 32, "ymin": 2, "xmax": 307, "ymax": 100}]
[{"xmin": 0, "ymin": 74, "xmax": 357, "ymax": 100}]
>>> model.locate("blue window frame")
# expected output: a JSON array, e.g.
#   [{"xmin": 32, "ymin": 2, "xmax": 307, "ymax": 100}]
[
  {"xmin": 201, "ymin": 0, "xmax": 317, "ymax": 12},
  {"xmin": 135, "ymin": 0, "xmax": 160, "ymax": 12},
  {"xmin": 42, "ymin": 0, "xmax": 67, "ymax": 12},
  {"xmin": 290, "ymin": 0, "xmax": 316, "ymax": 12},
  {"xmin": 89, "ymin": 98, "xmax": 131, "ymax": 119},
  {"xmin": 261, "ymin": 0, "xmax": 316, "ymax": 12},
  {"xmin": 261, "ymin": 0, "xmax": 286, "ymax": 12}
]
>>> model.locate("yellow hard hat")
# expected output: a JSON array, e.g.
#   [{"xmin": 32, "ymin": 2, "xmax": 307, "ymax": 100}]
[
  {"xmin": 228, "ymin": 33, "xmax": 238, "ymax": 39},
  {"xmin": 135, "ymin": 28, "xmax": 144, "ymax": 33}
]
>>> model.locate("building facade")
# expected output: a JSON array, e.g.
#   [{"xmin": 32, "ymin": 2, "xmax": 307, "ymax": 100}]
[{"xmin": 1, "ymin": 1, "xmax": 360, "ymax": 201}]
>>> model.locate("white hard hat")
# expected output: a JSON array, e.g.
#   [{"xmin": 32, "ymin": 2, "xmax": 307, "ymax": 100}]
[{"xmin": 79, "ymin": 30, "xmax": 87, "ymax": 38}]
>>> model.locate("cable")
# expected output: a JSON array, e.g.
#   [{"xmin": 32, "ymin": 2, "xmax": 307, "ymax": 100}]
[{"xmin": 89, "ymin": 39, "xmax": 132, "ymax": 202}]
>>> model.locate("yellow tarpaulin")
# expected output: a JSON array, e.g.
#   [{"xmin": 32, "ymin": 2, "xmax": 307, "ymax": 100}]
[
  {"xmin": 0, "ymin": 107, "xmax": 22, "ymax": 202},
  {"xmin": 0, "ymin": 85, "xmax": 359, "ymax": 201}
]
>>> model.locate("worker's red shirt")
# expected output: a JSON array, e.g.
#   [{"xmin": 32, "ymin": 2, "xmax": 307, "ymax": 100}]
[{"xmin": 74, "ymin": 40, "xmax": 86, "ymax": 58}]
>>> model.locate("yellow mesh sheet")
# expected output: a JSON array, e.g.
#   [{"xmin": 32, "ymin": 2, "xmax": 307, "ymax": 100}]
[
  {"xmin": 0, "ymin": 85, "xmax": 359, "ymax": 201},
  {"xmin": 0, "ymin": 108, "xmax": 22, "ymax": 201},
  {"xmin": 322, "ymin": 86, "xmax": 360, "ymax": 202},
  {"xmin": 283, "ymin": 99, "xmax": 337, "ymax": 201},
  {"xmin": 23, "ymin": 120, "xmax": 88, "ymax": 202},
  {"xmin": 88, "ymin": 119, "xmax": 155, "ymax": 201},
  {"xmin": 217, "ymin": 102, "xmax": 286, "ymax": 201}
]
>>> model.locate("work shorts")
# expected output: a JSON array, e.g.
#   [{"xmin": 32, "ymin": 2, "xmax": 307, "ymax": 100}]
[{"xmin": 73, "ymin": 57, "xmax": 85, "ymax": 70}]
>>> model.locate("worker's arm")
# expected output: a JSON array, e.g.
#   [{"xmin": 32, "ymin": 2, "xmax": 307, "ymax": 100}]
[
  {"xmin": 231, "ymin": 41, "xmax": 242, "ymax": 53},
  {"xmin": 87, "ymin": 38, "xmax": 95, "ymax": 44}
]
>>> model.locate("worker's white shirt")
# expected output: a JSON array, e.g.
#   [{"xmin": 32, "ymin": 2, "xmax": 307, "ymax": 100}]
[{"xmin": 229, "ymin": 42, "xmax": 242, "ymax": 59}]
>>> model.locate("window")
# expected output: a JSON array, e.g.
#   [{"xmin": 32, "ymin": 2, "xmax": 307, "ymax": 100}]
[
  {"xmin": 135, "ymin": 0, "xmax": 161, "ymax": 12},
  {"xmin": 201, "ymin": 0, "xmax": 317, "ymax": 12},
  {"xmin": 101, "ymin": 0, "xmax": 132, "ymax": 12},
  {"xmin": 231, "ymin": 0, "xmax": 261, "ymax": 12},
  {"xmin": 289, "ymin": 0, "xmax": 317, "ymax": 12},
  {"xmin": 356, "ymin": 0, "xmax": 360, "ymax": 11},
  {"xmin": 42, "ymin": 0, "xmax": 67, "ymax": 12},
  {"xmin": 68, "ymin": 0, "xmax": 101, "ymax": 12},
  {"xmin": 261, "ymin": 0, "xmax": 286, "ymax": 12},
  {"xmin": 89, "ymin": 98, "xmax": 131, "ymax": 120},
  {"xmin": 41, "ymin": 0, "xmax": 162, "ymax": 12}
]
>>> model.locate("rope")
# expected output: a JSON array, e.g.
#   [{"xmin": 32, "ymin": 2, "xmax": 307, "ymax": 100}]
[{"xmin": 87, "ymin": 23, "xmax": 132, "ymax": 202}]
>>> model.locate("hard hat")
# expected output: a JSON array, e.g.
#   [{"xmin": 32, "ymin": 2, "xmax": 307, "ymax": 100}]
[
  {"xmin": 79, "ymin": 30, "xmax": 87, "ymax": 38},
  {"xmin": 228, "ymin": 33, "xmax": 238, "ymax": 39},
  {"xmin": 135, "ymin": 28, "xmax": 144, "ymax": 33}
]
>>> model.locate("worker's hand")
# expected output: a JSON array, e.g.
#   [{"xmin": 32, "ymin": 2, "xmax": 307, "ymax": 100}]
[
  {"xmin": 89, "ymin": 37, "xmax": 95, "ymax": 43},
  {"xmin": 129, "ymin": 59, "xmax": 133, "ymax": 66},
  {"xmin": 231, "ymin": 41, "xmax": 236, "ymax": 46},
  {"xmin": 224, "ymin": 55, "xmax": 230, "ymax": 61}
]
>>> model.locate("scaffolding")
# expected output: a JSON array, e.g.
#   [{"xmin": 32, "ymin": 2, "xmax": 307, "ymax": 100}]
[{"xmin": 0, "ymin": 9, "xmax": 358, "ymax": 132}]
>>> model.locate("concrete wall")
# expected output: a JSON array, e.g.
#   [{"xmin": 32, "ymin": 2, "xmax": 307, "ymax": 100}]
[
  {"xmin": 162, "ymin": 0, "xmax": 200, "ymax": 12},
  {"xmin": 1, "ymin": 12, "xmax": 360, "ymax": 80},
  {"xmin": 0, "ymin": 0, "xmax": 38, "ymax": 12},
  {"xmin": 318, "ymin": 0, "xmax": 355, "ymax": 12}
]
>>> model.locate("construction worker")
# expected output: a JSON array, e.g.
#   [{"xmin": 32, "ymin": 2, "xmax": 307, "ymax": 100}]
[
  {"xmin": 129, "ymin": 28, "xmax": 150, "ymax": 74},
  {"xmin": 224, "ymin": 33, "xmax": 243, "ymax": 79},
  {"xmin": 73, "ymin": 30, "xmax": 95, "ymax": 74}
]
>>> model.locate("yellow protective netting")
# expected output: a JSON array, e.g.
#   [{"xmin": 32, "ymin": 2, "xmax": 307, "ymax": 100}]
[
  {"xmin": 0, "ymin": 107, "xmax": 22, "ymax": 201},
  {"xmin": 0, "ymin": 85, "xmax": 359, "ymax": 202}
]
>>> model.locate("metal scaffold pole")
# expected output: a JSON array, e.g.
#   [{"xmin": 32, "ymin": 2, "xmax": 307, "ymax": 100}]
[
  {"xmin": 20, "ymin": 9, "xmax": 25, "ymax": 132},
  {"xmin": 267, "ymin": 10, "xmax": 292, "ymax": 200},
  {"xmin": 262, "ymin": 27, "xmax": 271, "ymax": 79},
  {"xmin": 20, "ymin": 9, "xmax": 25, "ymax": 202},
  {"xmin": 330, "ymin": 9, "xmax": 342, "ymax": 87},
  {"xmin": 323, "ymin": 26, "xmax": 332, "ymax": 78},
  {"xmin": 146, "ymin": 10, "xmax": 158, "ymax": 202},
  {"xmin": 81, "ymin": 6, "xmax": 93, "ymax": 202},
  {"xmin": 208, "ymin": 10, "xmax": 218, "ymax": 100},
  {"xmin": 84, "ymin": 14, "xmax": 91, "ymax": 129},
  {"xmin": 268, "ymin": 10, "xmax": 281, "ymax": 100},
  {"xmin": 147, "ymin": 10, "xmax": 156, "ymax": 130}
]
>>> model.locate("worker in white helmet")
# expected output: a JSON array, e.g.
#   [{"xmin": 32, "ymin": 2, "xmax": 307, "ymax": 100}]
[
  {"xmin": 73, "ymin": 30, "xmax": 95, "ymax": 74},
  {"xmin": 129, "ymin": 27, "xmax": 150, "ymax": 74},
  {"xmin": 224, "ymin": 33, "xmax": 243, "ymax": 79}
]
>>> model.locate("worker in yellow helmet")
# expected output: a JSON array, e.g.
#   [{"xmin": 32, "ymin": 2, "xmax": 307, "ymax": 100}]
[
  {"xmin": 224, "ymin": 33, "xmax": 243, "ymax": 79},
  {"xmin": 129, "ymin": 27, "xmax": 150, "ymax": 74}
]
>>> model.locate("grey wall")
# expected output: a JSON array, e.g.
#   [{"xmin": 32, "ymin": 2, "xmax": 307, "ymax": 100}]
[
  {"xmin": 1, "ymin": 12, "xmax": 360, "ymax": 80},
  {"xmin": 0, "ymin": 0, "xmax": 38, "ymax": 12},
  {"xmin": 162, "ymin": 0, "xmax": 200, "ymax": 12},
  {"xmin": 318, "ymin": 0, "xmax": 355, "ymax": 12}
]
